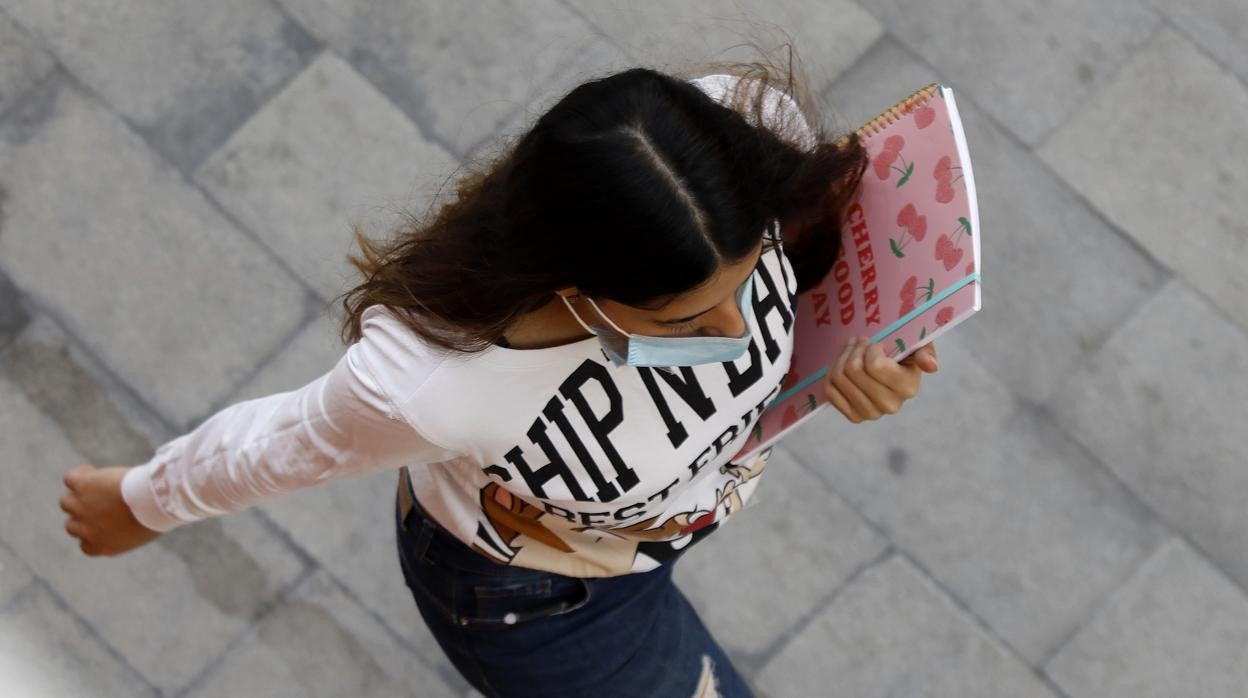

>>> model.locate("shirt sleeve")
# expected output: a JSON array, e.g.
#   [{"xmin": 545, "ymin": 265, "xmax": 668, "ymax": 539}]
[{"xmin": 120, "ymin": 305, "xmax": 460, "ymax": 533}]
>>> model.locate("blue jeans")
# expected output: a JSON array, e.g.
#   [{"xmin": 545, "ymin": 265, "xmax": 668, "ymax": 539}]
[{"xmin": 393, "ymin": 482, "xmax": 756, "ymax": 698}]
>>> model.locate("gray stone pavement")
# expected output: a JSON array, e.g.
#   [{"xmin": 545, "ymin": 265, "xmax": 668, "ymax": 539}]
[{"xmin": 1, "ymin": 1, "xmax": 1245, "ymax": 696}]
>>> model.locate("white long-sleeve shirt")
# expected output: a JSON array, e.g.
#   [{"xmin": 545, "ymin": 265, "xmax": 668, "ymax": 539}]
[{"xmin": 121, "ymin": 74, "xmax": 812, "ymax": 577}]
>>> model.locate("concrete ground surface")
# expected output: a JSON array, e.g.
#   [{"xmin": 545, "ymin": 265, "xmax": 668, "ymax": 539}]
[{"xmin": 1, "ymin": 1, "xmax": 1246, "ymax": 697}]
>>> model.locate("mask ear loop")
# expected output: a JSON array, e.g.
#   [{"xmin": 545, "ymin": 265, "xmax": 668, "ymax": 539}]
[
  {"xmin": 561, "ymin": 294, "xmax": 636, "ymax": 337},
  {"xmin": 559, "ymin": 294, "xmax": 599, "ymax": 336}
]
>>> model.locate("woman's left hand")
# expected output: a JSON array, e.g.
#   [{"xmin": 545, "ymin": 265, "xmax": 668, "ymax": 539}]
[{"xmin": 824, "ymin": 337, "xmax": 938, "ymax": 424}]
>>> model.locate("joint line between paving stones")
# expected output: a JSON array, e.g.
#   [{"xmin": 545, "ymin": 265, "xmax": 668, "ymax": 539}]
[
  {"xmin": 0, "ymin": 579, "xmax": 36, "ymax": 616},
  {"xmin": 752, "ymin": 544, "xmax": 896, "ymax": 673},
  {"xmin": 1030, "ymin": 17, "xmax": 1167, "ymax": 150},
  {"xmin": 9, "ymin": 62, "xmax": 331, "ymax": 337},
  {"xmin": 196, "ymin": 291, "xmax": 324, "ymax": 421},
  {"xmin": 1027, "ymin": 399, "xmax": 1248, "ymax": 661},
  {"xmin": 247, "ymin": 507, "xmax": 321, "ymax": 571},
  {"xmin": 1036, "ymin": 535, "xmax": 1163, "ymax": 669},
  {"xmin": 7, "ymin": 290, "xmax": 181, "ymax": 438},
  {"xmin": 170, "ymin": 38, "xmax": 327, "ymax": 177},
  {"xmin": 776, "ymin": 443, "xmax": 894, "ymax": 545},
  {"xmin": 2, "ymin": 68, "xmax": 333, "ymax": 439},
  {"xmin": 1156, "ymin": 14, "xmax": 1248, "ymax": 103},
  {"xmin": 56, "ymin": 69, "xmax": 329, "ymax": 307},
  {"xmin": 817, "ymin": 32, "xmax": 892, "ymax": 116},
  {"xmin": 29, "ymin": 577, "xmax": 164, "ymax": 697},
  {"xmin": 171, "ymin": 561, "xmax": 318, "ymax": 698},
  {"xmin": 313, "ymin": 556, "xmax": 469, "ymax": 694},
  {"xmin": 893, "ymin": 549, "xmax": 1076, "ymax": 698},
  {"xmin": 780, "ymin": 439, "xmax": 1077, "ymax": 696}
]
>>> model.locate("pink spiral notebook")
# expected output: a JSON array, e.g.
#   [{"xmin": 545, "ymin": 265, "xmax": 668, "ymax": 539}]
[{"xmin": 735, "ymin": 83, "xmax": 982, "ymax": 462}]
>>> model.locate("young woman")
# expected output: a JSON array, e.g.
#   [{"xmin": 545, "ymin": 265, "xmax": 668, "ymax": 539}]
[{"xmin": 59, "ymin": 49, "xmax": 938, "ymax": 697}]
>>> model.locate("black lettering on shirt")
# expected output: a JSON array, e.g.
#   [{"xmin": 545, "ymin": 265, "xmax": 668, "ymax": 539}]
[
  {"xmin": 558, "ymin": 361, "xmax": 640, "ymax": 499},
  {"xmin": 753, "ymin": 260, "xmax": 794, "ymax": 363},
  {"xmin": 614, "ymin": 500, "xmax": 647, "ymax": 521},
  {"xmin": 503, "ymin": 398, "xmax": 591, "ymax": 501},
  {"xmin": 542, "ymin": 501, "xmax": 577, "ymax": 522},
  {"xmin": 646, "ymin": 477, "xmax": 681, "ymax": 505},
  {"xmin": 637, "ymin": 366, "xmax": 716, "ymax": 448},
  {"xmin": 543, "ymin": 396, "xmax": 622, "ymax": 502},
  {"xmin": 481, "ymin": 464, "xmax": 512, "ymax": 481},
  {"xmin": 723, "ymin": 340, "xmax": 763, "ymax": 397},
  {"xmin": 577, "ymin": 510, "xmax": 612, "ymax": 526}
]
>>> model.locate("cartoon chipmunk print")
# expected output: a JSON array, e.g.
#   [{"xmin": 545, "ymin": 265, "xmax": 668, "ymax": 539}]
[{"xmin": 470, "ymin": 446, "xmax": 777, "ymax": 575}]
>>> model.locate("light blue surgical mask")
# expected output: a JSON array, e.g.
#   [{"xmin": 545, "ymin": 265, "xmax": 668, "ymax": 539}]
[{"xmin": 559, "ymin": 274, "xmax": 756, "ymax": 368}]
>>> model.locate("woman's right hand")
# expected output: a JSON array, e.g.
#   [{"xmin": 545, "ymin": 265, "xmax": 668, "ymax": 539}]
[{"xmin": 60, "ymin": 465, "xmax": 162, "ymax": 557}]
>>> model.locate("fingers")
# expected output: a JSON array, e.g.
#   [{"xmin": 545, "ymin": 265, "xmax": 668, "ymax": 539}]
[
  {"xmin": 829, "ymin": 338, "xmax": 882, "ymax": 422},
  {"xmin": 59, "ymin": 492, "xmax": 80, "ymax": 517},
  {"xmin": 65, "ymin": 518, "xmax": 90, "ymax": 541},
  {"xmin": 61, "ymin": 490, "xmax": 99, "ymax": 553},
  {"xmin": 63, "ymin": 464, "xmax": 93, "ymax": 491},
  {"xmin": 64, "ymin": 515, "xmax": 105, "ymax": 556},
  {"xmin": 903, "ymin": 342, "xmax": 938, "ymax": 373},
  {"xmin": 824, "ymin": 340, "xmax": 861, "ymax": 423},
  {"xmin": 863, "ymin": 341, "xmax": 920, "ymax": 401}
]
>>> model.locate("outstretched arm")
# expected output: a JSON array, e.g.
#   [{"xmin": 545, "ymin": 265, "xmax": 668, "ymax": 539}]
[{"xmin": 61, "ymin": 306, "xmax": 459, "ymax": 554}]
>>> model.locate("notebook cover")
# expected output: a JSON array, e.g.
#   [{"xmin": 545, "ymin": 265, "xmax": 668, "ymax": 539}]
[{"xmin": 735, "ymin": 84, "xmax": 982, "ymax": 461}]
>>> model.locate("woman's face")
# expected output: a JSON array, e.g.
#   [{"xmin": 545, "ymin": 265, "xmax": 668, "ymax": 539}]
[{"xmin": 569, "ymin": 240, "xmax": 763, "ymax": 339}]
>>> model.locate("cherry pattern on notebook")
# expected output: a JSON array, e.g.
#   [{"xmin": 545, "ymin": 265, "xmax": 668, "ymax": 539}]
[
  {"xmin": 889, "ymin": 203, "xmax": 928, "ymax": 258},
  {"xmin": 899, "ymin": 275, "xmax": 935, "ymax": 316},
  {"xmin": 934, "ymin": 217, "xmax": 973, "ymax": 271},
  {"xmin": 872, "ymin": 135, "xmax": 914, "ymax": 187},
  {"xmin": 933, "ymin": 155, "xmax": 964, "ymax": 204}
]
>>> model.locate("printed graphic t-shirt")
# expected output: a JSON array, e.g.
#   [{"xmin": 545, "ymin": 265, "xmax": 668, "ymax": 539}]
[{"xmin": 120, "ymin": 74, "xmax": 814, "ymax": 578}]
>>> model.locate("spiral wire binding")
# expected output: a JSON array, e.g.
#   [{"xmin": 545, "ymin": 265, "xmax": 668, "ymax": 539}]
[{"xmin": 833, "ymin": 83, "xmax": 941, "ymax": 147}]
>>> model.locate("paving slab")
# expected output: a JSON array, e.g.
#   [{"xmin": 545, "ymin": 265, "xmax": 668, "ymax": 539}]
[
  {"xmin": 226, "ymin": 305, "xmax": 346, "ymax": 405},
  {"xmin": 1, "ymin": 0, "xmax": 319, "ymax": 171},
  {"xmin": 0, "ymin": 583, "xmax": 156, "ymax": 698},
  {"xmin": 0, "ymin": 10, "xmax": 55, "ymax": 118},
  {"xmin": 568, "ymin": 0, "xmax": 882, "ymax": 96},
  {"xmin": 1039, "ymin": 26, "xmax": 1248, "ymax": 333},
  {"xmin": 756, "ymin": 555, "xmax": 1058, "ymax": 698},
  {"xmin": 1149, "ymin": 0, "xmax": 1248, "ymax": 84},
  {"xmin": 0, "ymin": 375, "xmax": 306, "ymax": 695},
  {"xmin": 782, "ymin": 333, "xmax": 1165, "ymax": 664},
  {"xmin": 0, "ymin": 539, "xmax": 33, "ymax": 610},
  {"xmin": 0, "ymin": 313, "xmax": 175, "ymax": 468},
  {"xmin": 1049, "ymin": 278, "xmax": 1248, "ymax": 589},
  {"xmin": 826, "ymin": 36, "xmax": 1166, "ymax": 405},
  {"xmin": 196, "ymin": 52, "xmax": 461, "ymax": 303},
  {"xmin": 859, "ymin": 0, "xmax": 1160, "ymax": 146},
  {"xmin": 0, "ymin": 267, "xmax": 30, "ymax": 348},
  {"xmin": 1046, "ymin": 538, "xmax": 1248, "ymax": 698},
  {"xmin": 255, "ymin": 467, "xmax": 457, "ymax": 665},
  {"xmin": 464, "ymin": 33, "xmax": 634, "ymax": 164},
  {"xmin": 0, "ymin": 78, "xmax": 309, "ymax": 430},
  {"xmin": 183, "ymin": 569, "xmax": 459, "ymax": 698},
  {"xmin": 275, "ymin": 0, "xmax": 603, "ymax": 157},
  {"xmin": 672, "ymin": 447, "xmax": 888, "ymax": 671}
]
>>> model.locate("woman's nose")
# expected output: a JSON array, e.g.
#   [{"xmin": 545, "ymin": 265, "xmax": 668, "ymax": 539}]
[{"xmin": 702, "ymin": 298, "xmax": 748, "ymax": 338}]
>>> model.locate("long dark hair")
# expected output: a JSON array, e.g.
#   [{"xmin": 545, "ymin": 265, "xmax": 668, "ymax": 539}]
[{"xmin": 335, "ymin": 44, "xmax": 868, "ymax": 352}]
